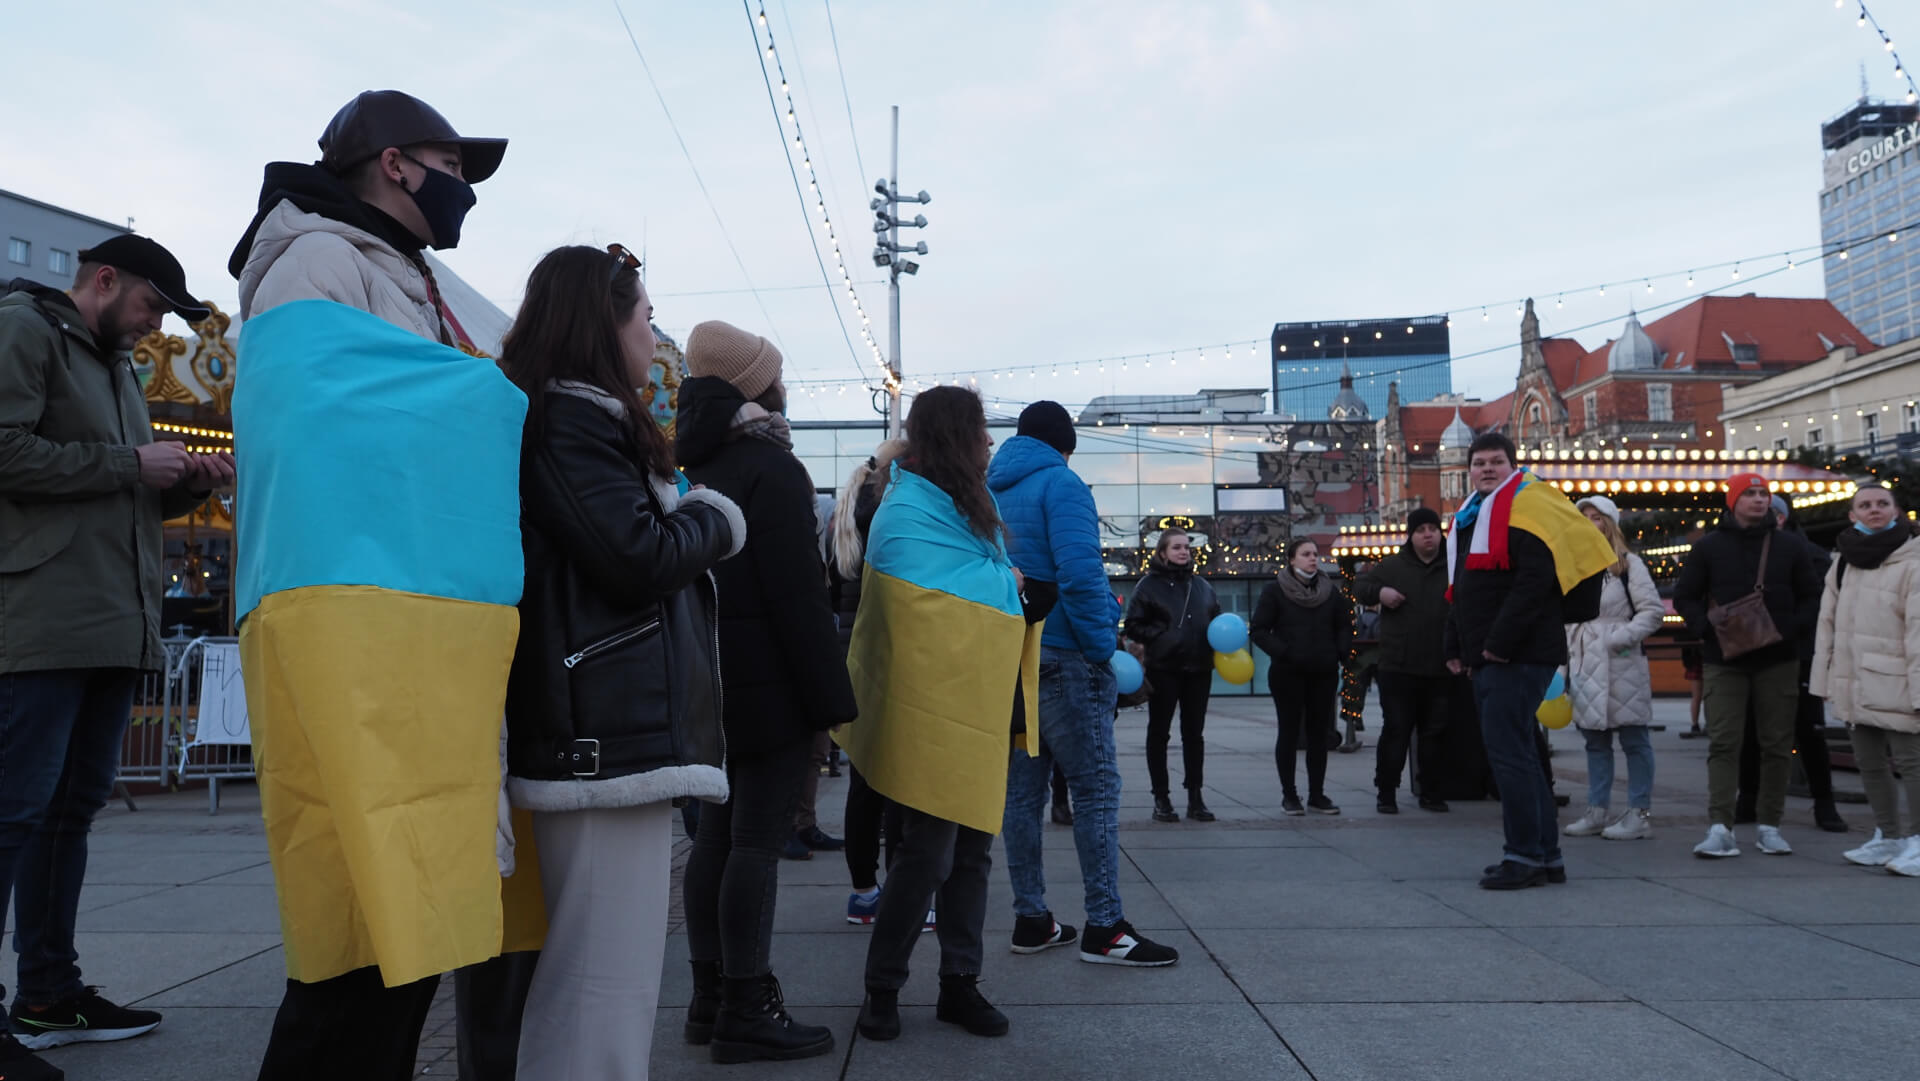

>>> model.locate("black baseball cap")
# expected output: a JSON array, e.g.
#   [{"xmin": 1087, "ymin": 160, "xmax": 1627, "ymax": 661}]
[
  {"xmin": 77, "ymin": 235, "xmax": 210, "ymax": 321},
  {"xmin": 318, "ymin": 90, "xmax": 508, "ymax": 184}
]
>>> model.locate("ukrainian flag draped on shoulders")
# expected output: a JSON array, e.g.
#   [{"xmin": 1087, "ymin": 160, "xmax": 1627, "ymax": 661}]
[
  {"xmin": 233, "ymin": 299, "xmax": 527, "ymax": 987},
  {"xmin": 1446, "ymin": 468, "xmax": 1617, "ymax": 594},
  {"xmin": 838, "ymin": 464, "xmax": 1041, "ymax": 836}
]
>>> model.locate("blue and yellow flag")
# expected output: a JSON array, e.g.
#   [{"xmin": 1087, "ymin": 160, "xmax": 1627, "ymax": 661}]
[
  {"xmin": 839, "ymin": 466, "xmax": 1039, "ymax": 836},
  {"xmin": 234, "ymin": 300, "xmax": 529, "ymax": 987}
]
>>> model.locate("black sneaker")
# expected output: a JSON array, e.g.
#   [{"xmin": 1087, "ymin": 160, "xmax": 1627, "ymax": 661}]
[
  {"xmin": 1418, "ymin": 797, "xmax": 1450, "ymax": 813},
  {"xmin": 1080, "ymin": 921, "xmax": 1179, "ymax": 967},
  {"xmin": 1050, "ymin": 801, "xmax": 1074, "ymax": 826},
  {"xmin": 1307, "ymin": 795, "xmax": 1341, "ymax": 816},
  {"xmin": 935, "ymin": 975, "xmax": 1009, "ymax": 1037},
  {"xmin": 1010, "ymin": 913, "xmax": 1076, "ymax": 954},
  {"xmin": 1281, "ymin": 795, "xmax": 1305, "ymax": 816},
  {"xmin": 1478, "ymin": 860, "xmax": 1548, "ymax": 890},
  {"xmin": 1484, "ymin": 861, "xmax": 1567, "ymax": 885},
  {"xmin": 0, "ymin": 1034, "xmax": 65, "ymax": 1081},
  {"xmin": 1376, "ymin": 792, "xmax": 1399, "ymax": 815},
  {"xmin": 780, "ymin": 835, "xmax": 813, "ymax": 860},
  {"xmin": 797, "ymin": 826, "xmax": 845, "ymax": 851},
  {"xmin": 856, "ymin": 988, "xmax": 900, "ymax": 1041},
  {"xmin": 9, "ymin": 988, "xmax": 161, "ymax": 1049}
]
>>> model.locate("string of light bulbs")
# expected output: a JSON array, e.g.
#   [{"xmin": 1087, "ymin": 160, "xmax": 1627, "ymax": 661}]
[
  {"xmin": 788, "ymin": 216, "xmax": 1917, "ymax": 395},
  {"xmin": 744, "ymin": 2, "xmax": 893, "ymax": 389},
  {"xmin": 1844, "ymin": 0, "xmax": 1920, "ymax": 104}
]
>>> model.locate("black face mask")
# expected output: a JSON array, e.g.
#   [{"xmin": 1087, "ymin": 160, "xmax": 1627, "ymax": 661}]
[{"xmin": 400, "ymin": 153, "xmax": 477, "ymax": 249}]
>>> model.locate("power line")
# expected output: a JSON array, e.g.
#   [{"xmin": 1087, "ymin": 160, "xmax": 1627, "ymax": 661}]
[
  {"xmin": 609, "ymin": 0, "xmax": 786, "ymax": 350},
  {"xmin": 775, "ymin": 0, "xmax": 850, "ymax": 246},
  {"xmin": 823, "ymin": 0, "xmax": 871, "ymax": 187}
]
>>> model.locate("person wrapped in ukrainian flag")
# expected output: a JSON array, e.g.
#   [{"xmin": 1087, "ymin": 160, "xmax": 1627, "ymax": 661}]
[{"xmin": 835, "ymin": 387, "xmax": 1045, "ymax": 1042}]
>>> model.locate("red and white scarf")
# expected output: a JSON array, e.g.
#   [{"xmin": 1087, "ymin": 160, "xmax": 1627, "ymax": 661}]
[{"xmin": 1445, "ymin": 468, "xmax": 1528, "ymax": 587}]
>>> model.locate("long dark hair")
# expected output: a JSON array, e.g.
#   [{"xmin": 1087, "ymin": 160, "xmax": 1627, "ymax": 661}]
[
  {"xmin": 498, "ymin": 245, "xmax": 674, "ymax": 477},
  {"xmin": 902, "ymin": 387, "xmax": 1002, "ymax": 540}
]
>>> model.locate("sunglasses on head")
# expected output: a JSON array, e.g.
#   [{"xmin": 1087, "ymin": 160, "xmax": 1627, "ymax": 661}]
[{"xmin": 606, "ymin": 243, "xmax": 642, "ymax": 282}]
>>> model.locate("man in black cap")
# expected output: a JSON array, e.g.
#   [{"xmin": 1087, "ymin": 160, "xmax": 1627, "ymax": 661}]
[
  {"xmin": 230, "ymin": 92, "xmax": 531, "ymax": 1081},
  {"xmin": 231, "ymin": 89, "xmax": 507, "ymax": 347},
  {"xmin": 0, "ymin": 237, "xmax": 228, "ymax": 1081},
  {"xmin": 1355, "ymin": 507, "xmax": 1459, "ymax": 814}
]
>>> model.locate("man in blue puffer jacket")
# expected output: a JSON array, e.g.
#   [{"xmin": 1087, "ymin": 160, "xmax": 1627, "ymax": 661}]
[{"xmin": 987, "ymin": 402, "xmax": 1179, "ymax": 968}]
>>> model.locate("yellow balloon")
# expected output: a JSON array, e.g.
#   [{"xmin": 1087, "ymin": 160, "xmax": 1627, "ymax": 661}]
[
  {"xmin": 1214, "ymin": 649, "xmax": 1254, "ymax": 685},
  {"xmin": 1536, "ymin": 694, "xmax": 1573, "ymax": 729}
]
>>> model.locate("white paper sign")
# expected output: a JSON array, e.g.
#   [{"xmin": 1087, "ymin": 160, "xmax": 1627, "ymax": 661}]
[{"xmin": 193, "ymin": 643, "xmax": 252, "ymax": 746}]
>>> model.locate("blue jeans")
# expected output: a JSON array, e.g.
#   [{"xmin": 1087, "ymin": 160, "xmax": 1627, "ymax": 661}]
[
  {"xmin": 1003, "ymin": 647, "xmax": 1123, "ymax": 928},
  {"xmin": 1472, "ymin": 663, "xmax": 1561, "ymax": 868},
  {"xmin": 0, "ymin": 669, "xmax": 138, "ymax": 1006},
  {"xmin": 1582, "ymin": 725, "xmax": 1654, "ymax": 811}
]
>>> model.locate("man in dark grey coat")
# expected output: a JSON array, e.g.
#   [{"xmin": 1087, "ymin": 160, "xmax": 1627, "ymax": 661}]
[{"xmin": 1355, "ymin": 507, "xmax": 1463, "ymax": 814}]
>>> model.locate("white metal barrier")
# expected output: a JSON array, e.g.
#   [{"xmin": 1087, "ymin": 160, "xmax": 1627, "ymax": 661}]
[{"xmin": 114, "ymin": 636, "xmax": 255, "ymax": 814}]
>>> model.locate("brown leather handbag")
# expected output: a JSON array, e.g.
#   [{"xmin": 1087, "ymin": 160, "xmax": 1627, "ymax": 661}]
[{"xmin": 1706, "ymin": 533, "xmax": 1783, "ymax": 660}]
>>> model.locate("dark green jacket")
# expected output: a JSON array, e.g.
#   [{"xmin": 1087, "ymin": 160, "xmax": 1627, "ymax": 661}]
[
  {"xmin": 0, "ymin": 283, "xmax": 209, "ymax": 673},
  {"xmin": 1352, "ymin": 542, "xmax": 1452, "ymax": 677}
]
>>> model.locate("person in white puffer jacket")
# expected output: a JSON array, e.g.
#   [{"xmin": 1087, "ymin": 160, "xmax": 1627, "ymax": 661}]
[
  {"xmin": 1562, "ymin": 496, "xmax": 1665, "ymax": 841},
  {"xmin": 1810, "ymin": 483, "xmax": 1920, "ymax": 875}
]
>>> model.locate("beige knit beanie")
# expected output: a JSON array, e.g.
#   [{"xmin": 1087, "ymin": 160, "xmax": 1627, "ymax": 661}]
[{"xmin": 686, "ymin": 320, "xmax": 784, "ymax": 401}]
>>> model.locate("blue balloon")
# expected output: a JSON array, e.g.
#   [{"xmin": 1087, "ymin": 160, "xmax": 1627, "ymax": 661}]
[
  {"xmin": 1207, "ymin": 613, "xmax": 1249, "ymax": 654},
  {"xmin": 1111, "ymin": 650, "xmax": 1145, "ymax": 695},
  {"xmin": 1545, "ymin": 671, "xmax": 1566, "ymax": 699}
]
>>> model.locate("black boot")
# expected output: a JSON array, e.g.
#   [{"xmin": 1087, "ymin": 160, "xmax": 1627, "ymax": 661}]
[
  {"xmin": 1186, "ymin": 792, "xmax": 1216, "ymax": 822},
  {"xmin": 685, "ymin": 960, "xmax": 721, "ymax": 1044},
  {"xmin": 857, "ymin": 987, "xmax": 901, "ymax": 1041},
  {"xmin": 1814, "ymin": 798, "xmax": 1849, "ymax": 833},
  {"xmin": 710, "ymin": 974, "xmax": 835, "ymax": 1063},
  {"xmin": 1152, "ymin": 794, "xmax": 1180, "ymax": 823},
  {"xmin": 936, "ymin": 975, "xmax": 1010, "ymax": 1037}
]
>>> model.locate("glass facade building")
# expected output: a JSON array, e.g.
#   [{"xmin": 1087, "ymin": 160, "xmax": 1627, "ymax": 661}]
[
  {"xmin": 1819, "ymin": 100, "xmax": 1920, "ymax": 347},
  {"xmin": 1270, "ymin": 315, "xmax": 1451, "ymax": 420}
]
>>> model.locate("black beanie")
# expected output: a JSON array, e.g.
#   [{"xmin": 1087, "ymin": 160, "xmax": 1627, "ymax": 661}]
[
  {"xmin": 1017, "ymin": 400, "xmax": 1077, "ymax": 456},
  {"xmin": 1406, "ymin": 507, "xmax": 1443, "ymax": 536}
]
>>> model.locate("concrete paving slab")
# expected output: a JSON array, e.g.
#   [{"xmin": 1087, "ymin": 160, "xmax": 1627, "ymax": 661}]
[
  {"xmin": 1412, "ymin": 876, "xmax": 1764, "ymax": 927},
  {"xmin": 1665, "ymin": 874, "xmax": 1919, "ymax": 924},
  {"xmin": 81, "ymin": 849, "xmax": 268, "ymax": 886},
  {"xmin": 195, "ymin": 860, "xmax": 278, "ymax": 886},
  {"xmin": 1112, "ymin": 826, "xmax": 1331, "ymax": 848},
  {"xmin": 765, "ymin": 882, "xmax": 1186, "ymax": 935},
  {"xmin": 1649, "ymin": 999, "xmax": 1920, "ymax": 1081},
  {"xmin": 1260, "ymin": 1001, "xmax": 1790, "ymax": 1081},
  {"xmin": 1505, "ymin": 925, "xmax": 1920, "ymax": 1000},
  {"xmin": 80, "ymin": 883, "xmax": 284, "ymax": 935},
  {"xmin": 647, "ymin": 1007, "xmax": 858, "ymax": 1081},
  {"xmin": 63, "ymin": 931, "xmax": 285, "ymax": 1004},
  {"xmin": 35, "ymin": 1007, "xmax": 276, "ymax": 1081},
  {"xmin": 3, "ymin": 884, "xmax": 177, "ymax": 936},
  {"xmin": 840, "ymin": 1003, "xmax": 1305, "ymax": 1081},
  {"xmin": 1804, "ymin": 923, "xmax": 1920, "ymax": 965},
  {"xmin": 1202, "ymin": 927, "xmax": 1622, "ymax": 1003},
  {"xmin": 138, "ymin": 945, "xmax": 287, "ymax": 1008},
  {"xmin": 1128, "ymin": 844, "xmax": 1385, "ymax": 884},
  {"xmin": 1159, "ymin": 877, "xmax": 1479, "ymax": 930}
]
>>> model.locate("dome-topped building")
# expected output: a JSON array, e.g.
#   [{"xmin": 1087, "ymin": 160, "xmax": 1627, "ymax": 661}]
[
  {"xmin": 1608, "ymin": 312, "xmax": 1664, "ymax": 370},
  {"xmin": 1439, "ymin": 407, "xmax": 1474, "ymax": 449},
  {"xmin": 1327, "ymin": 363, "xmax": 1370, "ymax": 420}
]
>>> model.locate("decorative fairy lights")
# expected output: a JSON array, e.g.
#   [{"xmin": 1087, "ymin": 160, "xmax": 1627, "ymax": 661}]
[
  {"xmin": 745, "ymin": 3, "xmax": 893, "ymax": 390},
  {"xmin": 1846, "ymin": 1, "xmax": 1920, "ymax": 104}
]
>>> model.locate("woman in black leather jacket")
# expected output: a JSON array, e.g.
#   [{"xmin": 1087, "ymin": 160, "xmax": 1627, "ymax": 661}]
[
  {"xmin": 1124, "ymin": 528, "xmax": 1221, "ymax": 823},
  {"xmin": 498, "ymin": 245, "xmax": 744, "ymax": 1080}
]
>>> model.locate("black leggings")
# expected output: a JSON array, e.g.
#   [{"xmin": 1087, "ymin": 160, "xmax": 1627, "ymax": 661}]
[
  {"xmin": 1273, "ymin": 668, "xmax": 1338, "ymax": 799},
  {"xmin": 256, "ymin": 967, "xmax": 439, "ymax": 1081},
  {"xmin": 684, "ymin": 737, "xmax": 813, "ymax": 979},
  {"xmin": 843, "ymin": 764, "xmax": 901, "ymax": 892},
  {"xmin": 1145, "ymin": 668, "xmax": 1212, "ymax": 796}
]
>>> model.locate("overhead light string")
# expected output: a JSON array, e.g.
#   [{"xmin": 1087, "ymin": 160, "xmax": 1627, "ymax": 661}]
[{"xmin": 1847, "ymin": 1, "xmax": 1920, "ymax": 104}]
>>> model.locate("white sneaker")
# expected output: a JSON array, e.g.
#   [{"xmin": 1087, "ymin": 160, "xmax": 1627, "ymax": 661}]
[
  {"xmin": 1563, "ymin": 805, "xmax": 1610, "ymax": 837},
  {"xmin": 1693, "ymin": 823, "xmax": 1740, "ymax": 858},
  {"xmin": 1755, "ymin": 825, "xmax": 1793, "ymax": 855},
  {"xmin": 1885, "ymin": 836, "xmax": 1920, "ymax": 877},
  {"xmin": 1844, "ymin": 829, "xmax": 1904, "ymax": 867},
  {"xmin": 1601, "ymin": 808, "xmax": 1652, "ymax": 840}
]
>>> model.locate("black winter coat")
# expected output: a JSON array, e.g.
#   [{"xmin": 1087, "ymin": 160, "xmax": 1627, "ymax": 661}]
[
  {"xmin": 1445, "ymin": 526, "xmax": 1573, "ymax": 669},
  {"xmin": 1124, "ymin": 560, "xmax": 1221, "ymax": 673},
  {"xmin": 676, "ymin": 376, "xmax": 858, "ymax": 753},
  {"xmin": 1250, "ymin": 572, "xmax": 1353, "ymax": 675},
  {"xmin": 1673, "ymin": 512, "xmax": 1825, "ymax": 669},
  {"xmin": 1353, "ymin": 544, "xmax": 1453, "ymax": 677},
  {"xmin": 506, "ymin": 390, "xmax": 740, "ymax": 799},
  {"xmin": 826, "ymin": 476, "xmax": 884, "ymax": 656}
]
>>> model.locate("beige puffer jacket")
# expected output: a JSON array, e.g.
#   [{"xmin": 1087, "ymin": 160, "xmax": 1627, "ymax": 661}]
[
  {"xmin": 235, "ymin": 200, "xmax": 450, "ymax": 343},
  {"xmin": 1810, "ymin": 535, "xmax": 1920, "ymax": 734},
  {"xmin": 1565, "ymin": 553, "xmax": 1664, "ymax": 731}
]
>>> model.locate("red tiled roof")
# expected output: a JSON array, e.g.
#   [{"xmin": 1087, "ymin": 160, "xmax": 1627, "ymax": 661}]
[
  {"xmin": 1471, "ymin": 393, "xmax": 1513, "ymax": 430},
  {"xmin": 1556, "ymin": 296, "xmax": 1873, "ymax": 391},
  {"xmin": 1398, "ymin": 404, "xmax": 1458, "ymax": 450},
  {"xmin": 1541, "ymin": 338, "xmax": 1589, "ymax": 389}
]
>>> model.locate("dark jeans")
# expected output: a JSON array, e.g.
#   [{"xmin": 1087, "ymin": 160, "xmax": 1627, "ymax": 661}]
[
  {"xmin": 1145, "ymin": 668, "xmax": 1212, "ymax": 796},
  {"xmin": 1472, "ymin": 663, "xmax": 1562, "ymax": 868},
  {"xmin": 453, "ymin": 950, "xmax": 537, "ymax": 1081},
  {"xmin": 843, "ymin": 765, "xmax": 900, "ymax": 892},
  {"xmin": 0, "ymin": 668, "xmax": 138, "ymax": 1007},
  {"xmin": 684, "ymin": 737, "xmax": 812, "ymax": 979},
  {"xmin": 1375, "ymin": 672, "xmax": 1456, "ymax": 796},
  {"xmin": 1272, "ymin": 668, "xmax": 1338, "ymax": 799},
  {"xmin": 1736, "ymin": 657, "xmax": 1836, "ymax": 808},
  {"xmin": 257, "ymin": 967, "xmax": 441, "ymax": 1081},
  {"xmin": 863, "ymin": 805, "xmax": 992, "ymax": 992}
]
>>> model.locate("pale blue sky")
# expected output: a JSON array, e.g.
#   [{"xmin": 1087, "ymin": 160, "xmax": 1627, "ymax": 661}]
[{"xmin": 4, "ymin": 1, "xmax": 1909, "ymax": 420}]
